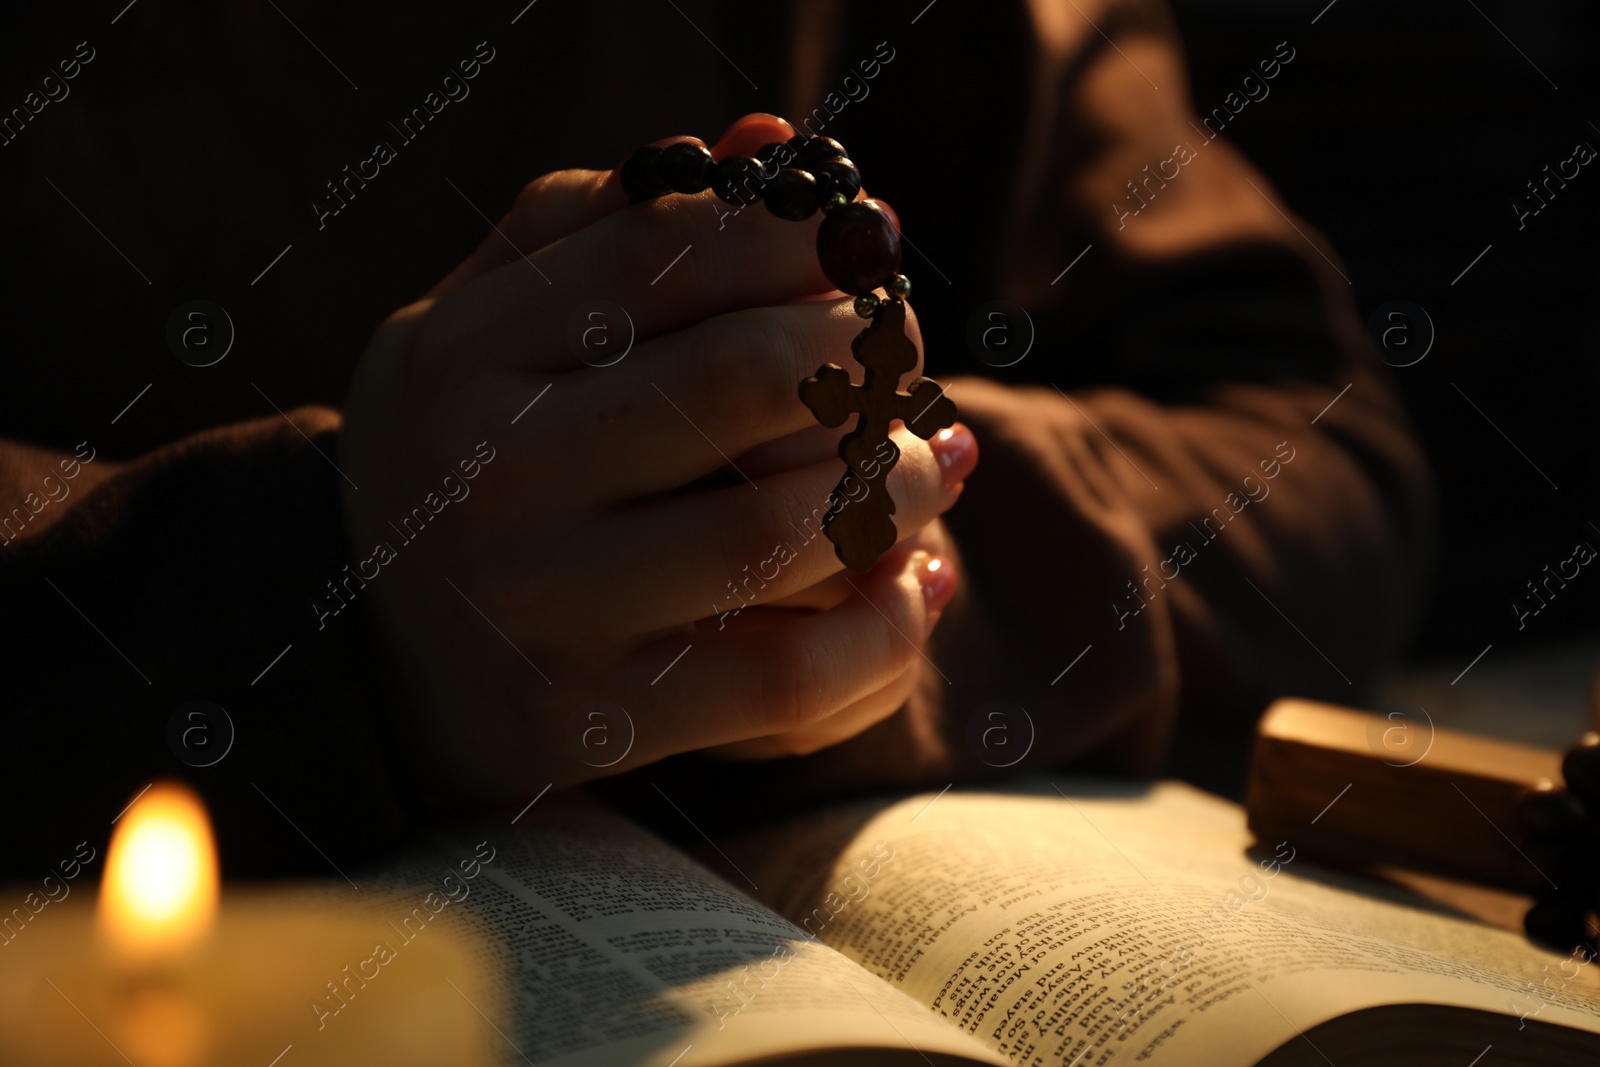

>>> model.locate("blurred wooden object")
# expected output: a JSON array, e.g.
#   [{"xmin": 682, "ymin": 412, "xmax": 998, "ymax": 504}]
[{"xmin": 1247, "ymin": 698, "xmax": 1565, "ymax": 890}]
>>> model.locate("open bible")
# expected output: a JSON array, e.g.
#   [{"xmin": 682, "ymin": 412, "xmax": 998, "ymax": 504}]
[{"xmin": 367, "ymin": 779, "xmax": 1600, "ymax": 1067}]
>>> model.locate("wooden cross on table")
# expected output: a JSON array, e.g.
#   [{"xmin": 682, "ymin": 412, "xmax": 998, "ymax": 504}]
[{"xmin": 798, "ymin": 299, "xmax": 958, "ymax": 571}]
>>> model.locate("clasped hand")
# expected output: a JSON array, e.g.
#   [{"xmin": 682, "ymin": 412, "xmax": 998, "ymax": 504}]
[{"xmin": 339, "ymin": 115, "xmax": 977, "ymax": 802}]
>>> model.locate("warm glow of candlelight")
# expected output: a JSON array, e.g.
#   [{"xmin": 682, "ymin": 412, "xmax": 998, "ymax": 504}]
[{"xmin": 98, "ymin": 783, "xmax": 219, "ymax": 960}]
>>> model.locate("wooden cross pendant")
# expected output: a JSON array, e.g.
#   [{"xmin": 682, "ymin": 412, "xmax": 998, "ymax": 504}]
[{"xmin": 798, "ymin": 299, "xmax": 958, "ymax": 572}]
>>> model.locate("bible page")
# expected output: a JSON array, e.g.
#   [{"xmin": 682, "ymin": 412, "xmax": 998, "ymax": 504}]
[
  {"xmin": 729, "ymin": 779, "xmax": 1600, "ymax": 1067},
  {"xmin": 351, "ymin": 793, "xmax": 1007, "ymax": 1067}
]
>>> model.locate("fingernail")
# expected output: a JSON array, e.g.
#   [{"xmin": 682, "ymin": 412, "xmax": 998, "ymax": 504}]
[
  {"xmin": 929, "ymin": 422, "xmax": 977, "ymax": 489},
  {"xmin": 713, "ymin": 114, "xmax": 798, "ymax": 160},
  {"xmin": 716, "ymin": 112, "xmax": 794, "ymax": 142},
  {"xmin": 916, "ymin": 554, "xmax": 957, "ymax": 615}
]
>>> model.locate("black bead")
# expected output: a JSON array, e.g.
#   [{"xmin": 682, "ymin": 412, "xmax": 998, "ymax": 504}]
[
  {"xmin": 1525, "ymin": 898, "xmax": 1592, "ymax": 952},
  {"xmin": 813, "ymin": 156, "xmax": 862, "ymax": 203},
  {"xmin": 657, "ymin": 142, "xmax": 715, "ymax": 194},
  {"xmin": 1518, "ymin": 782, "xmax": 1587, "ymax": 837},
  {"xmin": 1514, "ymin": 838, "xmax": 1579, "ymax": 891},
  {"xmin": 798, "ymin": 136, "xmax": 849, "ymax": 170},
  {"xmin": 764, "ymin": 168, "xmax": 821, "ymax": 220},
  {"xmin": 710, "ymin": 155, "xmax": 766, "ymax": 206},
  {"xmin": 620, "ymin": 145, "xmax": 671, "ymax": 203},
  {"xmin": 755, "ymin": 140, "xmax": 799, "ymax": 178},
  {"xmin": 1564, "ymin": 733, "xmax": 1600, "ymax": 802}
]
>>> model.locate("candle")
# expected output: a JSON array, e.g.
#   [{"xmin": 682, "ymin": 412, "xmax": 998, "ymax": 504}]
[
  {"xmin": 98, "ymin": 782, "xmax": 219, "ymax": 967},
  {"xmin": 0, "ymin": 782, "xmax": 502, "ymax": 1066}
]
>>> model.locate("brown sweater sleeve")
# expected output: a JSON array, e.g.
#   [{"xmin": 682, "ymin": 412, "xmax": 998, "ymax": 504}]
[
  {"xmin": 0, "ymin": 411, "xmax": 409, "ymax": 878},
  {"xmin": 634, "ymin": 0, "xmax": 1436, "ymax": 816}
]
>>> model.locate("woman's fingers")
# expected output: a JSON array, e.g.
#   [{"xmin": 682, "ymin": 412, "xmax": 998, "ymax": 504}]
[
  {"xmin": 588, "ymin": 421, "xmax": 976, "ymax": 633},
  {"xmin": 733, "ymin": 423, "xmax": 846, "ymax": 480},
  {"xmin": 424, "ymin": 184, "xmax": 906, "ymax": 377},
  {"xmin": 697, "ymin": 529, "xmax": 954, "ymax": 762},
  {"xmin": 625, "ymin": 543, "xmax": 955, "ymax": 756},
  {"xmin": 426, "ymin": 189, "xmax": 839, "ymax": 373},
  {"xmin": 559, "ymin": 298, "xmax": 923, "ymax": 500},
  {"xmin": 764, "ymin": 516, "xmax": 953, "ymax": 614},
  {"xmin": 707, "ymin": 660, "xmax": 920, "ymax": 761}
]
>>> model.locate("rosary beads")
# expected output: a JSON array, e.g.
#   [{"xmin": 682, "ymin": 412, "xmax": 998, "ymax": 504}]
[{"xmin": 619, "ymin": 127, "xmax": 958, "ymax": 571}]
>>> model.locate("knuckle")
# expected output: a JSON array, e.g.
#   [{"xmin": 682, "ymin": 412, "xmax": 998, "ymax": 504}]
[
  {"xmin": 902, "ymin": 301, "xmax": 927, "ymax": 373},
  {"xmin": 707, "ymin": 313, "xmax": 802, "ymax": 426},
  {"xmin": 906, "ymin": 516, "xmax": 953, "ymax": 559},
  {"xmin": 682, "ymin": 316, "xmax": 749, "ymax": 409},
  {"xmin": 718, "ymin": 479, "xmax": 812, "ymax": 580},
  {"xmin": 759, "ymin": 642, "xmax": 829, "ymax": 731},
  {"xmin": 510, "ymin": 177, "xmax": 545, "ymax": 220},
  {"xmin": 878, "ymin": 593, "xmax": 921, "ymax": 678},
  {"xmin": 698, "ymin": 303, "xmax": 860, "ymax": 435},
  {"xmin": 410, "ymin": 291, "xmax": 484, "ymax": 386},
  {"xmin": 867, "ymin": 566, "xmax": 925, "ymax": 676},
  {"xmin": 796, "ymin": 302, "xmax": 858, "ymax": 377},
  {"xmin": 611, "ymin": 198, "xmax": 700, "ymax": 291},
  {"xmin": 513, "ymin": 169, "xmax": 577, "ymax": 218},
  {"xmin": 885, "ymin": 431, "xmax": 941, "ymax": 513},
  {"xmin": 885, "ymin": 614, "xmax": 920, "ymax": 676}
]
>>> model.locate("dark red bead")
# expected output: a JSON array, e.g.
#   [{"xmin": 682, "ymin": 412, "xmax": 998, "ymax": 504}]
[
  {"xmin": 710, "ymin": 155, "xmax": 766, "ymax": 206},
  {"xmin": 816, "ymin": 199, "xmax": 901, "ymax": 294},
  {"xmin": 658, "ymin": 142, "xmax": 715, "ymax": 194},
  {"xmin": 1564, "ymin": 733, "xmax": 1600, "ymax": 802},
  {"xmin": 620, "ymin": 145, "xmax": 671, "ymax": 203},
  {"xmin": 764, "ymin": 168, "xmax": 820, "ymax": 220},
  {"xmin": 813, "ymin": 156, "xmax": 862, "ymax": 202}
]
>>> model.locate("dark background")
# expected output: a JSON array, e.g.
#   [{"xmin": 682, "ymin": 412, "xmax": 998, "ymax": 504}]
[{"xmin": 1173, "ymin": 0, "xmax": 1600, "ymax": 659}]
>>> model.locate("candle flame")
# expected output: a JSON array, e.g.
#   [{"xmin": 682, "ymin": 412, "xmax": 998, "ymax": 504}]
[{"xmin": 98, "ymin": 783, "xmax": 218, "ymax": 959}]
